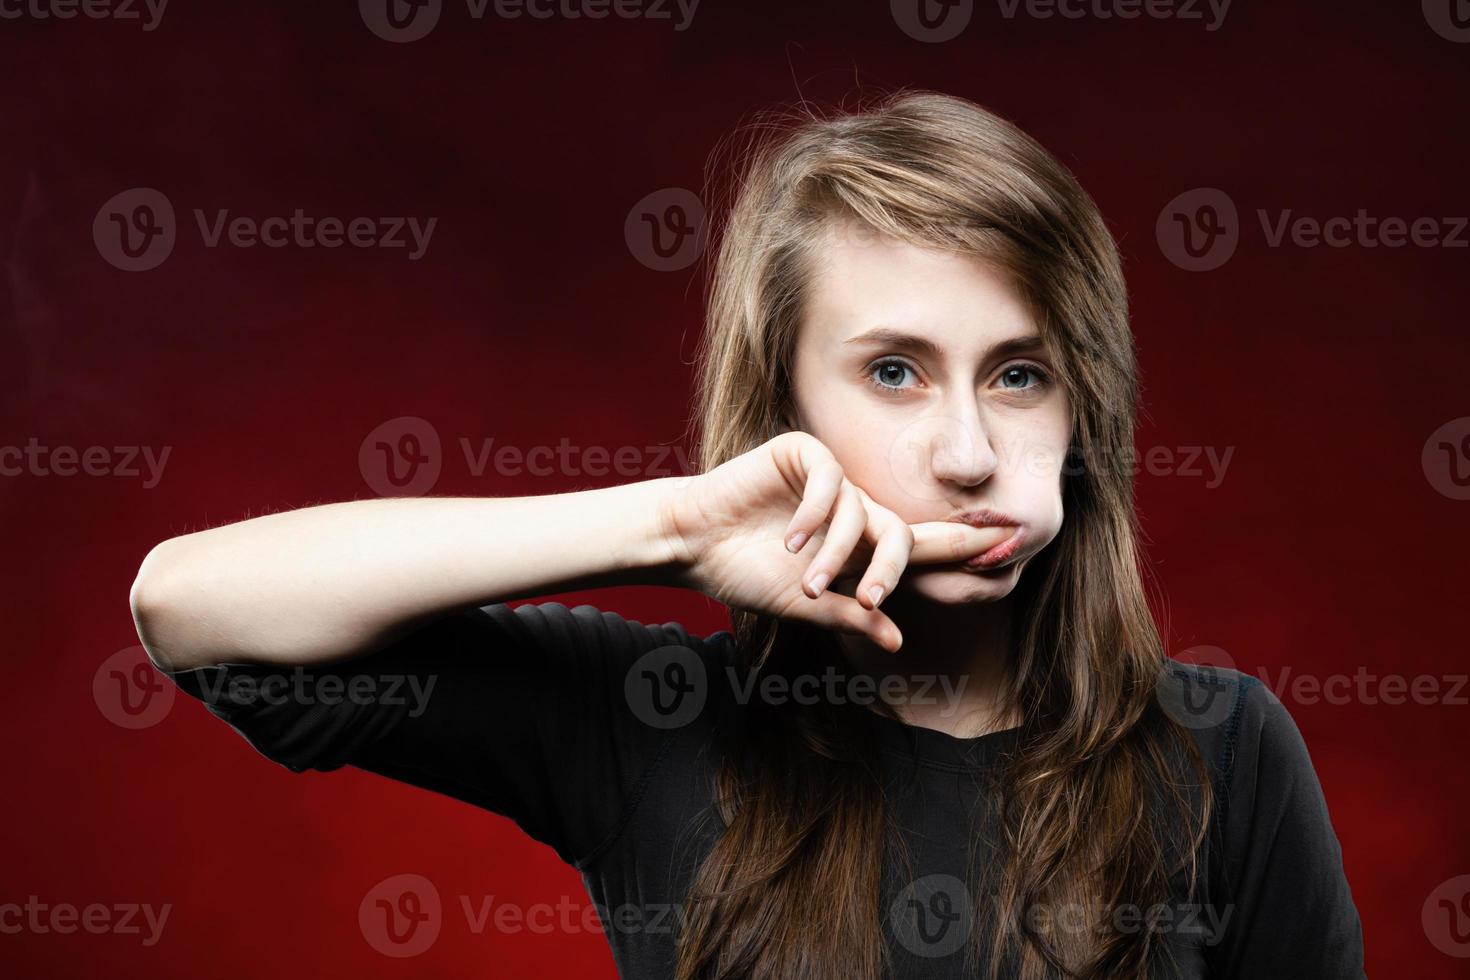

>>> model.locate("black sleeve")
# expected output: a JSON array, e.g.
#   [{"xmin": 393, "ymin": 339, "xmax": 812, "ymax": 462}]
[
  {"xmin": 157, "ymin": 601, "xmax": 728, "ymax": 869},
  {"xmin": 1208, "ymin": 677, "xmax": 1366, "ymax": 978}
]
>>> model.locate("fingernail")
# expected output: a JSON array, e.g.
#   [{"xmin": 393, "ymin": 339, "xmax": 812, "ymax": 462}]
[
  {"xmin": 809, "ymin": 571, "xmax": 830, "ymax": 596},
  {"xmin": 868, "ymin": 585, "xmax": 884, "ymax": 607},
  {"xmin": 786, "ymin": 530, "xmax": 808, "ymax": 553}
]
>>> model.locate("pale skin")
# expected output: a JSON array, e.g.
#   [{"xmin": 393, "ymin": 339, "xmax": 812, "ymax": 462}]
[
  {"xmin": 129, "ymin": 219, "xmax": 1070, "ymax": 740},
  {"xmin": 783, "ymin": 218, "xmax": 1072, "ymax": 736}
]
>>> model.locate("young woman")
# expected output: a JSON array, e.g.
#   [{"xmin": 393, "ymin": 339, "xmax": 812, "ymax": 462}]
[{"xmin": 129, "ymin": 90, "xmax": 1365, "ymax": 979}]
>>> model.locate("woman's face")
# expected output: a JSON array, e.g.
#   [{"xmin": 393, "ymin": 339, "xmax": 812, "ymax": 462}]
[{"xmin": 787, "ymin": 219, "xmax": 1072, "ymax": 605}]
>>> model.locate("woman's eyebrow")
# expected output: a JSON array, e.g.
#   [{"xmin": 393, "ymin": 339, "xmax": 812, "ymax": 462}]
[{"xmin": 842, "ymin": 327, "xmax": 1046, "ymax": 362}]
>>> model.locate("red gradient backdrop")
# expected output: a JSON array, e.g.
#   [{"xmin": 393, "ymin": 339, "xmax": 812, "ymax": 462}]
[{"xmin": 2, "ymin": 1, "xmax": 1467, "ymax": 976}]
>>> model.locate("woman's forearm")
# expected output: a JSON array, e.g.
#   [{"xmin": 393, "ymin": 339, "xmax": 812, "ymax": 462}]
[{"xmin": 128, "ymin": 478, "xmax": 690, "ymax": 671}]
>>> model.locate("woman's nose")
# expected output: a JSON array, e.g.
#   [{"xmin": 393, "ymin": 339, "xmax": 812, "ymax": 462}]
[
  {"xmin": 927, "ymin": 413, "xmax": 1000, "ymax": 488},
  {"xmin": 885, "ymin": 405, "xmax": 1000, "ymax": 504}
]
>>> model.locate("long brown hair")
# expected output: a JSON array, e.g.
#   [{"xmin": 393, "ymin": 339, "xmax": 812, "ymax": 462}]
[{"xmin": 674, "ymin": 89, "xmax": 1211, "ymax": 979}]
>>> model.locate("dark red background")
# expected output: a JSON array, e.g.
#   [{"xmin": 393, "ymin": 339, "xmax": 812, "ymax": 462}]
[{"xmin": 3, "ymin": 0, "xmax": 1467, "ymax": 976}]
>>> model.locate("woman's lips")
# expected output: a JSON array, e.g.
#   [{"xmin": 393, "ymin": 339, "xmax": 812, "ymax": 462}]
[{"xmin": 963, "ymin": 525, "xmax": 1025, "ymax": 569}]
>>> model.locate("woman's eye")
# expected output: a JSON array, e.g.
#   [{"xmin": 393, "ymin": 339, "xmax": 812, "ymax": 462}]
[
  {"xmin": 866, "ymin": 360, "xmax": 1051, "ymax": 396},
  {"xmin": 998, "ymin": 363, "xmax": 1049, "ymax": 391},
  {"xmin": 869, "ymin": 359, "xmax": 917, "ymax": 391}
]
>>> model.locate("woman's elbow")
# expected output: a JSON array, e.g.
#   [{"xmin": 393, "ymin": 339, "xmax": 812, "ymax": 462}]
[{"xmin": 129, "ymin": 538, "xmax": 200, "ymax": 672}]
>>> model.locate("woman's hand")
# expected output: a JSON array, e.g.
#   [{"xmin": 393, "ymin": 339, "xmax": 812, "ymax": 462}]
[{"xmin": 660, "ymin": 430, "xmax": 1012, "ymax": 652}]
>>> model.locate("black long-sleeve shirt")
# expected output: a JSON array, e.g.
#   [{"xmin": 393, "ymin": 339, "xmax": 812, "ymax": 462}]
[{"xmin": 158, "ymin": 600, "xmax": 1367, "ymax": 978}]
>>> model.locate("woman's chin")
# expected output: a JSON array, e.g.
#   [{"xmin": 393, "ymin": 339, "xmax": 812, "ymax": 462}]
[{"xmin": 899, "ymin": 562, "xmax": 1023, "ymax": 603}]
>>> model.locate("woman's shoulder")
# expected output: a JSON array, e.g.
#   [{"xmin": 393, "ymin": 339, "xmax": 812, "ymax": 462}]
[
  {"xmin": 1158, "ymin": 666, "xmax": 1366, "ymax": 972},
  {"xmin": 1157, "ymin": 659, "xmax": 1335, "ymax": 853},
  {"xmin": 1157, "ymin": 659, "xmax": 1313, "ymax": 785}
]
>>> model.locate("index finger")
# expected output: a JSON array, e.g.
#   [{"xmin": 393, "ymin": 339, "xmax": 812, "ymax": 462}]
[{"xmin": 907, "ymin": 521, "xmax": 1016, "ymax": 566}]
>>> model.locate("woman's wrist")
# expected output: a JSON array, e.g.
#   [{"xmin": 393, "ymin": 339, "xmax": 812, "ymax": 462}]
[{"xmin": 630, "ymin": 474, "xmax": 701, "ymax": 590}]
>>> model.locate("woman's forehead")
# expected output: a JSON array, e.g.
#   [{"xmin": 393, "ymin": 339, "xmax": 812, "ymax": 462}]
[{"xmin": 799, "ymin": 237, "xmax": 1039, "ymax": 360}]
